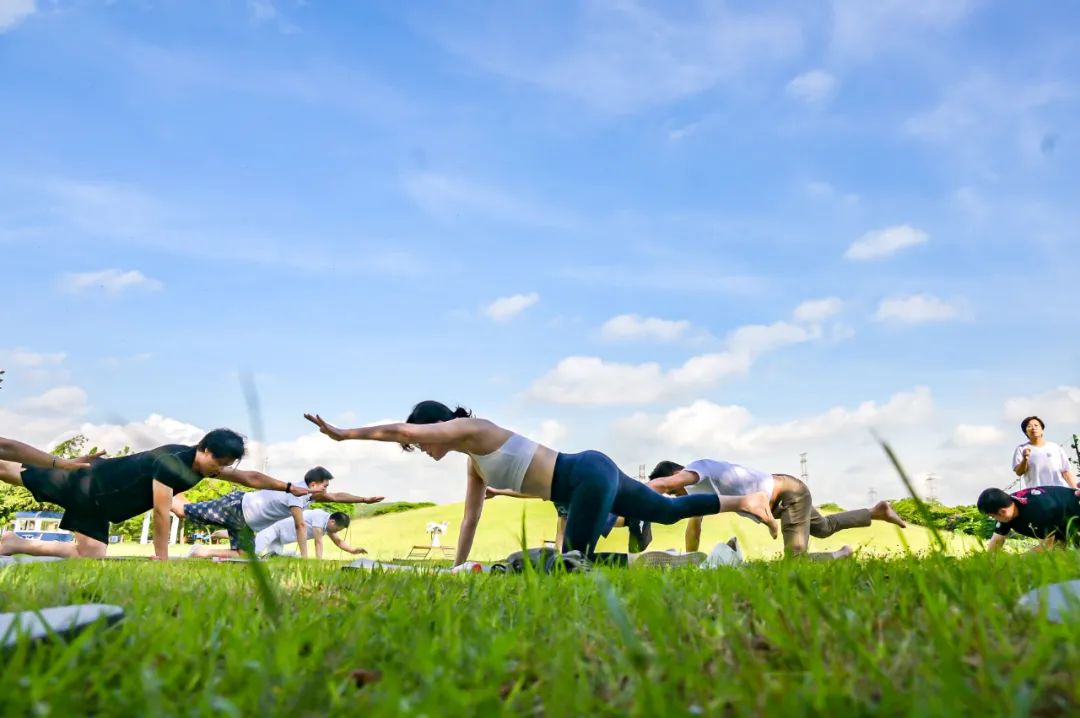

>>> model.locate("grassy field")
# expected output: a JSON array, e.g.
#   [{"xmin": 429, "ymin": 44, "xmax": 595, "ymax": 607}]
[
  {"xmin": 106, "ymin": 497, "xmax": 981, "ymax": 561},
  {"xmin": 3, "ymin": 549, "xmax": 1080, "ymax": 716}
]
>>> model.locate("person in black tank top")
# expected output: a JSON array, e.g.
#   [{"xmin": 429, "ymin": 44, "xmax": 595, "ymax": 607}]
[
  {"xmin": 0, "ymin": 429, "xmax": 309, "ymax": 560},
  {"xmin": 979, "ymin": 486, "xmax": 1080, "ymax": 551}
]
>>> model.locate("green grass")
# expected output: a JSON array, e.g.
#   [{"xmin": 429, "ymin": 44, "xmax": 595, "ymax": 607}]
[
  {"xmin": 3, "ymin": 551, "xmax": 1080, "ymax": 716},
  {"xmin": 106, "ymin": 497, "xmax": 979, "ymax": 561}
]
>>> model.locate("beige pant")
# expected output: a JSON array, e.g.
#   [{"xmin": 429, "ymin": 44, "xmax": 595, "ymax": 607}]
[{"xmin": 772, "ymin": 475, "xmax": 871, "ymax": 557}]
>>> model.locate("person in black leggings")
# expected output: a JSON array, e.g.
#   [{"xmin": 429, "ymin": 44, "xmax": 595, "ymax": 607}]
[{"xmin": 305, "ymin": 401, "xmax": 777, "ymax": 564}]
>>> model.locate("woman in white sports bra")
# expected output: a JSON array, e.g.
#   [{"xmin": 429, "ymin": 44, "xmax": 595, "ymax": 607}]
[{"xmin": 304, "ymin": 401, "xmax": 776, "ymax": 567}]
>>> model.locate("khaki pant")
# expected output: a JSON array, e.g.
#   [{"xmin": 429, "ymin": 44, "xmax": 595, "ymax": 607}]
[{"xmin": 772, "ymin": 475, "xmax": 871, "ymax": 557}]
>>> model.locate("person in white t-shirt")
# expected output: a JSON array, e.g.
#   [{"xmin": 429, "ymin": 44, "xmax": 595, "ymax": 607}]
[
  {"xmin": 1012, "ymin": 416, "xmax": 1076, "ymax": 490},
  {"xmin": 178, "ymin": 466, "xmax": 383, "ymax": 559},
  {"xmin": 254, "ymin": 509, "xmax": 367, "ymax": 558},
  {"xmin": 647, "ymin": 459, "xmax": 906, "ymax": 559}
]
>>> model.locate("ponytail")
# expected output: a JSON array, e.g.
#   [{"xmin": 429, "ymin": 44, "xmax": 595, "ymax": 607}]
[{"xmin": 406, "ymin": 400, "xmax": 474, "ymax": 425}]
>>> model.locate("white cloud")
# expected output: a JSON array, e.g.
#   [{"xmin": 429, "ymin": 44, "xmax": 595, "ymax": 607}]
[
  {"xmin": 60, "ymin": 269, "xmax": 164, "ymax": 295},
  {"xmin": 483, "ymin": 293, "xmax": 539, "ymax": 322},
  {"xmin": 532, "ymin": 312, "xmax": 821, "ymax": 406},
  {"xmin": 0, "ymin": 347, "xmax": 66, "ymax": 367},
  {"xmin": 830, "ymin": 0, "xmax": 974, "ymax": 58},
  {"xmin": 793, "ymin": 298, "xmax": 844, "ymax": 323},
  {"xmin": 534, "ymin": 420, "xmax": 568, "ymax": 448},
  {"xmin": 786, "ymin": 70, "xmax": 837, "ymax": 104},
  {"xmin": 0, "ymin": 0, "xmax": 35, "ymax": 33},
  {"xmin": 615, "ymin": 387, "xmax": 934, "ymax": 456},
  {"xmin": 804, "ymin": 181, "xmax": 860, "ymax": 205},
  {"xmin": 0, "ymin": 384, "xmax": 89, "ymax": 448},
  {"xmin": 844, "ymin": 224, "xmax": 928, "ymax": 261},
  {"xmin": 600, "ymin": 314, "xmax": 691, "ymax": 343},
  {"xmin": 951, "ymin": 424, "xmax": 1004, "ymax": 448},
  {"xmin": 401, "ymin": 172, "xmax": 574, "ymax": 228},
  {"xmin": 1004, "ymin": 386, "xmax": 1080, "ymax": 426},
  {"xmin": 248, "ymin": 0, "xmax": 277, "ymax": 23},
  {"xmin": 874, "ymin": 294, "xmax": 966, "ymax": 324},
  {"xmin": 16, "ymin": 386, "xmax": 88, "ymax": 416},
  {"xmin": 431, "ymin": 1, "xmax": 800, "ymax": 114},
  {"xmin": 99, "ymin": 353, "xmax": 154, "ymax": 369}
]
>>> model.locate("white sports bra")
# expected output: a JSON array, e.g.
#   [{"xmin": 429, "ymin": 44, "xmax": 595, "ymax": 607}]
[{"xmin": 468, "ymin": 433, "xmax": 539, "ymax": 492}]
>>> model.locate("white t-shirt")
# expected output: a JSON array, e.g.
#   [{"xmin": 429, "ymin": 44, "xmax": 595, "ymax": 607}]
[
  {"xmin": 1013, "ymin": 441, "xmax": 1072, "ymax": 489},
  {"xmin": 273, "ymin": 509, "xmax": 331, "ymax": 544},
  {"xmin": 241, "ymin": 482, "xmax": 311, "ymax": 532},
  {"xmin": 254, "ymin": 509, "xmax": 332, "ymax": 555},
  {"xmin": 683, "ymin": 459, "xmax": 774, "ymax": 499}
]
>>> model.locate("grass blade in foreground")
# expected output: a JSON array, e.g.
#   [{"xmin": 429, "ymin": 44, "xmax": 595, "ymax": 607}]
[{"xmin": 875, "ymin": 431, "xmax": 947, "ymax": 554}]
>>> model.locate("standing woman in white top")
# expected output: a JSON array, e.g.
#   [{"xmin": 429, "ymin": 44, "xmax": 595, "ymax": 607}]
[
  {"xmin": 304, "ymin": 401, "xmax": 776, "ymax": 566},
  {"xmin": 1012, "ymin": 416, "xmax": 1076, "ymax": 489}
]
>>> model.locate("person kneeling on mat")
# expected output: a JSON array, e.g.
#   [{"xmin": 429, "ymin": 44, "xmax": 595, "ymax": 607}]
[
  {"xmin": 647, "ymin": 459, "xmax": 905, "ymax": 559},
  {"xmin": 179, "ymin": 466, "xmax": 383, "ymax": 560},
  {"xmin": 254, "ymin": 509, "xmax": 366, "ymax": 558},
  {"xmin": 0, "ymin": 429, "xmax": 303, "ymax": 560},
  {"xmin": 304, "ymin": 401, "xmax": 774, "ymax": 569}
]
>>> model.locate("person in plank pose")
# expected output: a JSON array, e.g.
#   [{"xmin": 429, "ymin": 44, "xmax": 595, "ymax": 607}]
[
  {"xmin": 979, "ymin": 486, "xmax": 1080, "ymax": 551},
  {"xmin": 254, "ymin": 509, "xmax": 367, "ymax": 558},
  {"xmin": 646, "ymin": 459, "xmax": 906, "ymax": 559},
  {"xmin": 303, "ymin": 402, "xmax": 775, "ymax": 568},
  {"xmin": 0, "ymin": 429, "xmax": 306, "ymax": 560},
  {"xmin": 484, "ymin": 486, "xmax": 653, "ymax": 553},
  {"xmin": 179, "ymin": 466, "xmax": 383, "ymax": 559}
]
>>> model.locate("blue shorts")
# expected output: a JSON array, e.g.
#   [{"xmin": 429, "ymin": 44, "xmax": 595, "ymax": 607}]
[{"xmin": 184, "ymin": 491, "xmax": 252, "ymax": 550}]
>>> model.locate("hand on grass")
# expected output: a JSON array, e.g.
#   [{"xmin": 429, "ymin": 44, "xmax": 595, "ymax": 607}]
[{"xmin": 304, "ymin": 413, "xmax": 348, "ymax": 441}]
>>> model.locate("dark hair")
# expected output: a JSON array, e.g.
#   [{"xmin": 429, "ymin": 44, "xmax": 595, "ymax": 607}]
[
  {"xmin": 196, "ymin": 429, "xmax": 246, "ymax": 462},
  {"xmin": 328, "ymin": 511, "xmax": 350, "ymax": 529},
  {"xmin": 401, "ymin": 401, "xmax": 472, "ymax": 452},
  {"xmin": 304, "ymin": 466, "xmax": 334, "ymax": 485},
  {"xmin": 977, "ymin": 488, "xmax": 1015, "ymax": 515},
  {"xmin": 1020, "ymin": 416, "xmax": 1044, "ymax": 434},
  {"xmin": 406, "ymin": 400, "xmax": 472, "ymax": 425},
  {"xmin": 648, "ymin": 460, "xmax": 685, "ymax": 480}
]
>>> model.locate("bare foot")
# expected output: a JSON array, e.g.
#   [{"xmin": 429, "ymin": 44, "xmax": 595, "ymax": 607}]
[
  {"xmin": 832, "ymin": 545, "xmax": 854, "ymax": 559},
  {"xmin": 743, "ymin": 492, "xmax": 779, "ymax": 539},
  {"xmin": 871, "ymin": 501, "xmax": 907, "ymax": 528},
  {"xmin": 0, "ymin": 531, "xmax": 20, "ymax": 555}
]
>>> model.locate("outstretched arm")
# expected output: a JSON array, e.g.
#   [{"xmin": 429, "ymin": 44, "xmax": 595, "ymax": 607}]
[
  {"xmin": 647, "ymin": 470, "xmax": 699, "ymax": 495},
  {"xmin": 454, "ymin": 463, "xmax": 486, "ymax": 566},
  {"xmin": 329, "ymin": 529, "xmax": 367, "ymax": 555},
  {"xmin": 312, "ymin": 490, "xmax": 384, "ymax": 504},
  {"xmin": 304, "ymin": 413, "xmax": 479, "ymax": 448},
  {"xmin": 985, "ymin": 533, "xmax": 1007, "ymax": 552},
  {"xmin": 313, "ymin": 527, "xmax": 324, "ymax": 560},
  {"xmin": 219, "ymin": 467, "xmax": 309, "ymax": 496}
]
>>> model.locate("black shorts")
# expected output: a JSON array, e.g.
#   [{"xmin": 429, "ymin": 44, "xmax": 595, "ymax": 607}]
[{"xmin": 20, "ymin": 466, "xmax": 110, "ymax": 544}]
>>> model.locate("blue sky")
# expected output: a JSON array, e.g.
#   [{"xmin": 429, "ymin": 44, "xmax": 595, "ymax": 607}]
[{"xmin": 1, "ymin": 0, "xmax": 1078, "ymax": 507}]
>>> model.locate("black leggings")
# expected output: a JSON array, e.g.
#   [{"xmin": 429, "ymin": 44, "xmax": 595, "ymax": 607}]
[{"xmin": 550, "ymin": 450, "xmax": 721, "ymax": 557}]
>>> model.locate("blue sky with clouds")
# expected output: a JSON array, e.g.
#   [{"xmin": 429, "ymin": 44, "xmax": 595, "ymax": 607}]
[{"xmin": 2, "ymin": 0, "xmax": 1078, "ymax": 506}]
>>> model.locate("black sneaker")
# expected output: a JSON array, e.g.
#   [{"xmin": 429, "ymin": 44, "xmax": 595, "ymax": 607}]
[{"xmin": 628, "ymin": 519, "xmax": 653, "ymax": 553}]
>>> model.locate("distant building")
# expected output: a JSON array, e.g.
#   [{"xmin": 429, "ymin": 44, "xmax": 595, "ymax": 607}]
[{"xmin": 7, "ymin": 511, "xmax": 75, "ymax": 542}]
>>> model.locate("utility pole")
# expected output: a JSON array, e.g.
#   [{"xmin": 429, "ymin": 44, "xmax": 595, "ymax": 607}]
[
  {"xmin": 638, "ymin": 464, "xmax": 647, "ymax": 482},
  {"xmin": 800, "ymin": 453, "xmax": 809, "ymax": 483},
  {"xmin": 924, "ymin": 473, "xmax": 938, "ymax": 502},
  {"xmin": 868, "ymin": 487, "xmax": 877, "ymax": 505}
]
